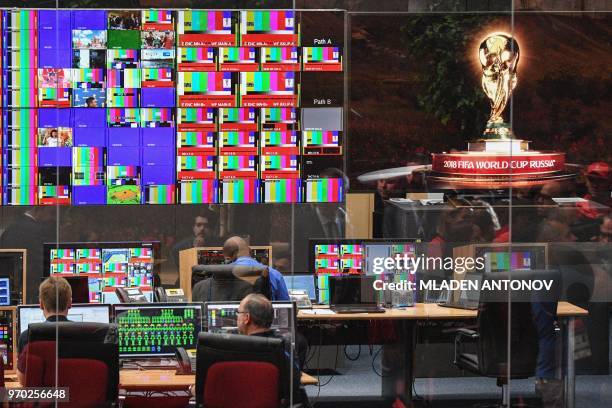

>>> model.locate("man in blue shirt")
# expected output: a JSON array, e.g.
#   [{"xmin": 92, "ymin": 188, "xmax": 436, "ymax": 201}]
[{"xmin": 223, "ymin": 236, "xmax": 289, "ymax": 301}]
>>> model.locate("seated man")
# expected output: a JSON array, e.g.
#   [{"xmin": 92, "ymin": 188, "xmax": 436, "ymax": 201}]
[
  {"xmin": 17, "ymin": 276, "xmax": 72, "ymax": 384},
  {"xmin": 237, "ymin": 293, "xmax": 309, "ymax": 406}
]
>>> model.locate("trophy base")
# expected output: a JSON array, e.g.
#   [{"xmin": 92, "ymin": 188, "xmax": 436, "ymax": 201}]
[
  {"xmin": 428, "ymin": 150, "xmax": 571, "ymax": 189},
  {"xmin": 468, "ymin": 139, "xmax": 530, "ymax": 153},
  {"xmin": 424, "ymin": 170, "xmax": 576, "ymax": 189}
]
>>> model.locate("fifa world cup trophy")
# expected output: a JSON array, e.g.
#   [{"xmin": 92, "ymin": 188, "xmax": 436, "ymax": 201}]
[
  {"xmin": 479, "ymin": 33, "xmax": 519, "ymax": 139},
  {"xmin": 427, "ymin": 31, "xmax": 569, "ymax": 189}
]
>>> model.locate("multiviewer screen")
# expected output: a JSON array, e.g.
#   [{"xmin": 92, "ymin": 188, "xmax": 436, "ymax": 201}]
[{"xmin": 113, "ymin": 303, "xmax": 203, "ymax": 357}]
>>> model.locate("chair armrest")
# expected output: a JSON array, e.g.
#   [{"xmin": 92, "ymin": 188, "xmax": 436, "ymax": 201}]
[
  {"xmin": 453, "ymin": 328, "xmax": 479, "ymax": 365},
  {"xmin": 455, "ymin": 328, "xmax": 479, "ymax": 339},
  {"xmin": 441, "ymin": 323, "xmax": 478, "ymax": 335}
]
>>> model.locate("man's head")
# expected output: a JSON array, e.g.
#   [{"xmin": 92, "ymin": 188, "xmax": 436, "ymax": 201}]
[
  {"xmin": 222, "ymin": 236, "xmax": 250, "ymax": 263},
  {"xmin": 376, "ymin": 177, "xmax": 406, "ymax": 200},
  {"xmin": 193, "ymin": 215, "xmax": 209, "ymax": 239},
  {"xmin": 85, "ymin": 96, "xmax": 97, "ymax": 107},
  {"xmin": 537, "ymin": 216, "xmax": 577, "ymax": 243},
  {"xmin": 585, "ymin": 162, "xmax": 611, "ymax": 199},
  {"xmin": 39, "ymin": 276, "xmax": 72, "ymax": 318},
  {"xmin": 599, "ymin": 215, "xmax": 612, "ymax": 243},
  {"xmin": 26, "ymin": 206, "xmax": 56, "ymax": 223},
  {"xmin": 237, "ymin": 294, "xmax": 273, "ymax": 335}
]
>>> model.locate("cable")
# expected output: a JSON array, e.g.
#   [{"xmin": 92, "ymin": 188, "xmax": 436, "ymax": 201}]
[
  {"xmin": 313, "ymin": 320, "xmax": 340, "ymax": 404},
  {"xmin": 343, "ymin": 344, "xmax": 361, "ymax": 361},
  {"xmin": 304, "ymin": 340, "xmax": 317, "ymax": 369},
  {"xmin": 317, "ymin": 345, "xmax": 339, "ymax": 387},
  {"xmin": 370, "ymin": 346, "xmax": 386, "ymax": 377}
]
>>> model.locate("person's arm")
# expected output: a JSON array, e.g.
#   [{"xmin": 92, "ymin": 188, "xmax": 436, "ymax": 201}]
[
  {"xmin": 270, "ymin": 269, "xmax": 290, "ymax": 301},
  {"xmin": 16, "ymin": 331, "xmax": 28, "ymax": 385}
]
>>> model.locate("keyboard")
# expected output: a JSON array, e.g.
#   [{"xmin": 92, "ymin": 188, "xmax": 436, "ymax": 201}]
[
  {"xmin": 438, "ymin": 301, "xmax": 479, "ymax": 310},
  {"xmin": 122, "ymin": 358, "xmax": 178, "ymax": 369},
  {"xmin": 332, "ymin": 307, "xmax": 385, "ymax": 314}
]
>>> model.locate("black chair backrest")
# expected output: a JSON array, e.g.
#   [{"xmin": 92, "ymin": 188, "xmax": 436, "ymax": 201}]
[
  {"xmin": 28, "ymin": 322, "xmax": 119, "ymax": 402},
  {"xmin": 195, "ymin": 332, "xmax": 288, "ymax": 407},
  {"xmin": 192, "ymin": 264, "xmax": 272, "ymax": 301},
  {"xmin": 476, "ymin": 272, "xmax": 539, "ymax": 377}
]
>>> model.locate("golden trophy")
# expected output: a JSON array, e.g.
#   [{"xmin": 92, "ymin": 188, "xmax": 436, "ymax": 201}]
[
  {"xmin": 479, "ymin": 33, "xmax": 519, "ymax": 140},
  {"xmin": 426, "ymin": 32, "xmax": 570, "ymax": 188}
]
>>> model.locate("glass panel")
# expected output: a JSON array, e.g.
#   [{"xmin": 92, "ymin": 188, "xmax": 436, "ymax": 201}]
[{"xmin": 0, "ymin": 1, "xmax": 608, "ymax": 407}]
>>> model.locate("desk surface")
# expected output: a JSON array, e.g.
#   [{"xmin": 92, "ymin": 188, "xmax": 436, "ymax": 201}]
[
  {"xmin": 119, "ymin": 369, "xmax": 318, "ymax": 389},
  {"xmin": 4, "ymin": 371, "xmax": 319, "ymax": 390},
  {"xmin": 297, "ymin": 302, "xmax": 587, "ymax": 320}
]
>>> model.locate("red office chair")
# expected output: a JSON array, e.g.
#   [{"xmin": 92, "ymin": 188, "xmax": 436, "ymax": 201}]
[
  {"xmin": 195, "ymin": 332, "xmax": 290, "ymax": 408},
  {"xmin": 20, "ymin": 322, "xmax": 119, "ymax": 408}
]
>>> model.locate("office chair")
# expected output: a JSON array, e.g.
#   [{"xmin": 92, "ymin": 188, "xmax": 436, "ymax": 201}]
[
  {"xmin": 20, "ymin": 322, "xmax": 119, "ymax": 408},
  {"xmin": 453, "ymin": 297, "xmax": 539, "ymax": 407},
  {"xmin": 195, "ymin": 332, "xmax": 292, "ymax": 408},
  {"xmin": 192, "ymin": 264, "xmax": 272, "ymax": 302}
]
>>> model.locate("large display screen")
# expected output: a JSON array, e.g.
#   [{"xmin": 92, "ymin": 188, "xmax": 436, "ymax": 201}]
[
  {"xmin": 310, "ymin": 239, "xmax": 420, "ymax": 304},
  {"xmin": 0, "ymin": 9, "xmax": 344, "ymax": 205},
  {"xmin": 44, "ymin": 241, "xmax": 159, "ymax": 303}
]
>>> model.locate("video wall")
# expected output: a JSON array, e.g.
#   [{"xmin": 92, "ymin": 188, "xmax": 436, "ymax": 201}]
[{"xmin": 0, "ymin": 9, "xmax": 344, "ymax": 205}]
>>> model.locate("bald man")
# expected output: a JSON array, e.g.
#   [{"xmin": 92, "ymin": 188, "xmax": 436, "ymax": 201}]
[{"xmin": 222, "ymin": 236, "xmax": 289, "ymax": 301}]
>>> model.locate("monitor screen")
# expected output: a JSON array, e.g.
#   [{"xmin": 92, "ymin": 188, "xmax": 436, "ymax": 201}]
[
  {"xmin": 0, "ymin": 279, "xmax": 11, "ymax": 306},
  {"xmin": 0, "ymin": 251, "xmax": 25, "ymax": 303},
  {"xmin": 328, "ymin": 275, "xmax": 378, "ymax": 307},
  {"xmin": 483, "ymin": 251, "xmax": 533, "ymax": 273},
  {"xmin": 17, "ymin": 304, "xmax": 111, "ymax": 334},
  {"xmin": 282, "ymin": 275, "xmax": 316, "ymax": 300},
  {"xmin": 205, "ymin": 301, "xmax": 293, "ymax": 336},
  {"xmin": 0, "ymin": 308, "xmax": 16, "ymax": 372},
  {"xmin": 44, "ymin": 241, "xmax": 159, "ymax": 303},
  {"xmin": 113, "ymin": 303, "xmax": 203, "ymax": 357},
  {"xmin": 63, "ymin": 276, "xmax": 90, "ymax": 303},
  {"xmin": 476, "ymin": 245, "xmax": 546, "ymax": 274}
]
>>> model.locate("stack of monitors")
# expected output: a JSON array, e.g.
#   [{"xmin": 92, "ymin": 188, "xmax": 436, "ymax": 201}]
[
  {"xmin": 312, "ymin": 240, "xmax": 419, "ymax": 304},
  {"xmin": 0, "ymin": 278, "xmax": 9, "ymax": 305},
  {"xmin": 0, "ymin": 9, "xmax": 344, "ymax": 205},
  {"xmin": 196, "ymin": 246, "xmax": 271, "ymax": 265},
  {"xmin": 45, "ymin": 242, "xmax": 157, "ymax": 303},
  {"xmin": 0, "ymin": 307, "xmax": 15, "ymax": 373}
]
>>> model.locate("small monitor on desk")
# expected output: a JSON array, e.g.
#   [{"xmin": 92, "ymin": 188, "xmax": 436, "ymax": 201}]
[
  {"xmin": 282, "ymin": 274, "xmax": 316, "ymax": 300},
  {"xmin": 205, "ymin": 301, "xmax": 294, "ymax": 336},
  {"xmin": 112, "ymin": 303, "xmax": 203, "ymax": 358},
  {"xmin": 328, "ymin": 275, "xmax": 379, "ymax": 308},
  {"xmin": 17, "ymin": 304, "xmax": 111, "ymax": 334}
]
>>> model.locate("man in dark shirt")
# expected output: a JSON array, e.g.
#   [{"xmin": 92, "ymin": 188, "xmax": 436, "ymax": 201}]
[{"xmin": 17, "ymin": 276, "xmax": 72, "ymax": 384}]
